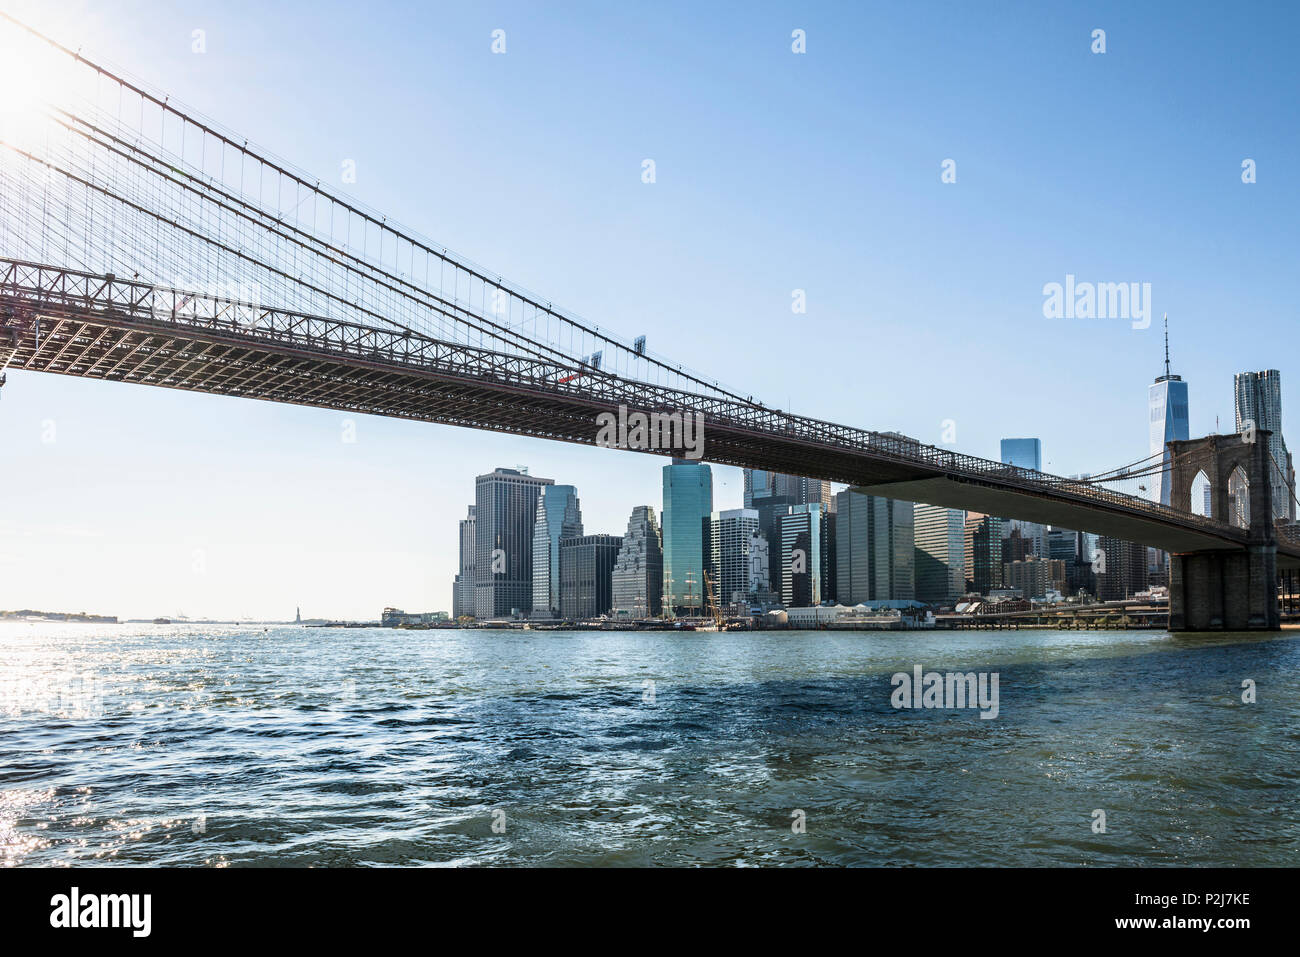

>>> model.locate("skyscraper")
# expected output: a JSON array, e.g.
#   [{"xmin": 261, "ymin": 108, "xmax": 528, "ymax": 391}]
[
  {"xmin": 662, "ymin": 458, "xmax": 713, "ymax": 614},
  {"xmin": 452, "ymin": 504, "xmax": 477, "ymax": 619},
  {"xmin": 779, "ymin": 503, "xmax": 831, "ymax": 607},
  {"xmin": 474, "ymin": 468, "xmax": 554, "ymax": 618},
  {"xmin": 559, "ymin": 534, "xmax": 623, "ymax": 619},
  {"xmin": 1146, "ymin": 320, "xmax": 1190, "ymax": 584},
  {"xmin": 1234, "ymin": 369, "xmax": 1296, "ymax": 522},
  {"xmin": 835, "ymin": 490, "xmax": 872, "ymax": 604},
  {"xmin": 1004, "ymin": 557, "xmax": 1051, "ymax": 599},
  {"xmin": 1000, "ymin": 438, "xmax": 1046, "ymax": 557},
  {"xmin": 612, "ymin": 506, "xmax": 663, "ymax": 618},
  {"xmin": 964, "ymin": 512, "xmax": 1005, "ymax": 594},
  {"xmin": 708, "ymin": 508, "xmax": 768, "ymax": 606},
  {"xmin": 531, "ymin": 485, "xmax": 583, "ymax": 618},
  {"xmin": 914, "ymin": 504, "xmax": 965, "ymax": 603},
  {"xmin": 752, "ymin": 492, "xmax": 797, "ymax": 593},
  {"xmin": 1047, "ymin": 526, "xmax": 1098, "ymax": 595},
  {"xmin": 1002, "ymin": 527, "xmax": 1035, "ymax": 564},
  {"xmin": 743, "ymin": 469, "xmax": 776, "ymax": 508},
  {"xmin": 743, "ymin": 469, "xmax": 831, "ymax": 509},
  {"xmin": 1095, "ymin": 536, "xmax": 1147, "ymax": 601},
  {"xmin": 788, "ymin": 475, "xmax": 832, "ymax": 509},
  {"xmin": 1000, "ymin": 438, "xmax": 1042, "ymax": 473},
  {"xmin": 834, "ymin": 490, "xmax": 915, "ymax": 603},
  {"xmin": 1149, "ymin": 317, "xmax": 1190, "ymax": 507}
]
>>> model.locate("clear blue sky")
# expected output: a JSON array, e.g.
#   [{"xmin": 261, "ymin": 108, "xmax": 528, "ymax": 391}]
[{"xmin": 2, "ymin": 0, "xmax": 1297, "ymax": 620}]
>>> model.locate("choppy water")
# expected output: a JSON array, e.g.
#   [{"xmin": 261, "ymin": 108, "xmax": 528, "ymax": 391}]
[{"xmin": 1, "ymin": 623, "xmax": 1297, "ymax": 866}]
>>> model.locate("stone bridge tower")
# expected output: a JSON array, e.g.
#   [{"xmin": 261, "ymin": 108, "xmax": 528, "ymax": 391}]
[{"xmin": 1167, "ymin": 432, "xmax": 1279, "ymax": 630}]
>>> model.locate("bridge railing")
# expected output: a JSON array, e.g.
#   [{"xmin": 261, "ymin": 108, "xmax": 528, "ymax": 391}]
[
  {"xmin": 674, "ymin": 397, "xmax": 1237, "ymax": 535},
  {"xmin": 0, "ymin": 257, "xmax": 1241, "ymax": 539}
]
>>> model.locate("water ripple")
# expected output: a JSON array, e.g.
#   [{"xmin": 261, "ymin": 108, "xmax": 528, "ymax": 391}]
[{"xmin": 1, "ymin": 623, "xmax": 1297, "ymax": 866}]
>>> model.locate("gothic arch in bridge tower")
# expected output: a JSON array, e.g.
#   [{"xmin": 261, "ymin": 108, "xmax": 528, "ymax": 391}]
[
  {"xmin": 1168, "ymin": 433, "xmax": 1274, "ymax": 538},
  {"xmin": 1189, "ymin": 469, "xmax": 1212, "ymax": 518},
  {"xmin": 1166, "ymin": 432, "xmax": 1279, "ymax": 630},
  {"xmin": 1227, "ymin": 465, "xmax": 1250, "ymax": 528}
]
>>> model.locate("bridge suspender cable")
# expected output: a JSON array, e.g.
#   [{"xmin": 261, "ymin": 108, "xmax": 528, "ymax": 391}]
[{"xmin": 0, "ymin": 11, "xmax": 761, "ymax": 408}]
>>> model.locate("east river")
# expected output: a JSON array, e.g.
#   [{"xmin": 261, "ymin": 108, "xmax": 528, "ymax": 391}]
[{"xmin": 1, "ymin": 623, "xmax": 1296, "ymax": 866}]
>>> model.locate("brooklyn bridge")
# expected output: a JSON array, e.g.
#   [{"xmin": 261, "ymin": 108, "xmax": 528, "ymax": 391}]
[{"xmin": 1, "ymin": 15, "xmax": 1296, "ymax": 629}]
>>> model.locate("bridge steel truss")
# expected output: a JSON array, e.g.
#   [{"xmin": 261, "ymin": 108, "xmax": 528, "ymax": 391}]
[{"xmin": 2, "ymin": 257, "xmax": 1274, "ymax": 561}]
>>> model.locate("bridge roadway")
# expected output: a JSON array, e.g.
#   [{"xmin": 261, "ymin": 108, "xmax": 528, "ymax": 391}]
[{"xmin": 3, "ymin": 258, "xmax": 1297, "ymax": 570}]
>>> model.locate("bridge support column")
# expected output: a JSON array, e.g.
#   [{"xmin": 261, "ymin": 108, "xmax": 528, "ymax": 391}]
[
  {"xmin": 1169, "ymin": 545, "xmax": 1279, "ymax": 631},
  {"xmin": 1168, "ymin": 432, "xmax": 1282, "ymax": 632}
]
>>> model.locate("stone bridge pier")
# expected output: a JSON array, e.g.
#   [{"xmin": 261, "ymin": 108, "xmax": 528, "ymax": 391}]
[{"xmin": 1167, "ymin": 432, "xmax": 1280, "ymax": 631}]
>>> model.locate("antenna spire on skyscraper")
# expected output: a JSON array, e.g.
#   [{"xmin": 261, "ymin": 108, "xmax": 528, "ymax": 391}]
[{"xmin": 1163, "ymin": 313, "xmax": 1171, "ymax": 378}]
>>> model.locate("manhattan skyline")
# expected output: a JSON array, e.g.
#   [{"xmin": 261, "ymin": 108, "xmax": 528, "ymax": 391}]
[{"xmin": 2, "ymin": 0, "xmax": 1298, "ymax": 621}]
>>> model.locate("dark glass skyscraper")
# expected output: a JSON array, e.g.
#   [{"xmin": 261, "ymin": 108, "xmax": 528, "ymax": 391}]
[
  {"xmin": 963, "ymin": 512, "xmax": 1005, "ymax": 594},
  {"xmin": 743, "ymin": 469, "xmax": 831, "ymax": 509},
  {"xmin": 559, "ymin": 534, "xmax": 623, "ymax": 619},
  {"xmin": 1095, "ymin": 535, "xmax": 1147, "ymax": 601},
  {"xmin": 779, "ymin": 503, "xmax": 831, "ymax": 607},
  {"xmin": 914, "ymin": 504, "xmax": 965, "ymax": 603},
  {"xmin": 835, "ymin": 490, "xmax": 915, "ymax": 603},
  {"xmin": 1048, "ymin": 526, "xmax": 1098, "ymax": 595},
  {"xmin": 474, "ymin": 468, "xmax": 554, "ymax": 618}
]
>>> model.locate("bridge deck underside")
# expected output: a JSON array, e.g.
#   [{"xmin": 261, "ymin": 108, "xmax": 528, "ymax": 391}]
[
  {"xmin": 0, "ymin": 307, "xmax": 929, "ymax": 484},
  {"xmin": 5, "ymin": 301, "xmax": 1297, "ymax": 569}
]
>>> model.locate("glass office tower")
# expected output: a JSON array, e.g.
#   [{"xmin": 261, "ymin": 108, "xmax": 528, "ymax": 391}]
[
  {"xmin": 963, "ymin": 512, "xmax": 1005, "ymax": 594},
  {"xmin": 662, "ymin": 458, "xmax": 713, "ymax": 614},
  {"xmin": 914, "ymin": 504, "xmax": 965, "ymax": 603},
  {"xmin": 1149, "ymin": 352, "xmax": 1190, "ymax": 507},
  {"xmin": 999, "ymin": 438, "xmax": 1042, "ymax": 473},
  {"xmin": 531, "ymin": 484, "xmax": 583, "ymax": 618},
  {"xmin": 835, "ymin": 490, "xmax": 915, "ymax": 603},
  {"xmin": 474, "ymin": 468, "xmax": 554, "ymax": 618},
  {"xmin": 779, "ymin": 503, "xmax": 832, "ymax": 607},
  {"xmin": 1147, "ymin": 325, "xmax": 1191, "ymax": 584},
  {"xmin": 558, "ymin": 534, "xmax": 623, "ymax": 619},
  {"xmin": 743, "ymin": 469, "xmax": 830, "ymax": 509},
  {"xmin": 1000, "ymin": 438, "xmax": 1046, "ymax": 557}
]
